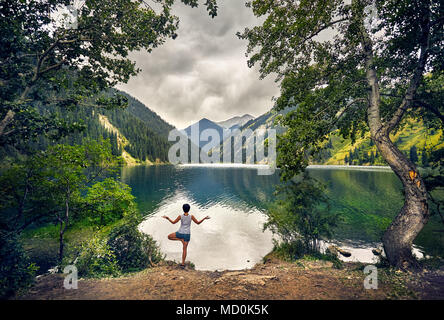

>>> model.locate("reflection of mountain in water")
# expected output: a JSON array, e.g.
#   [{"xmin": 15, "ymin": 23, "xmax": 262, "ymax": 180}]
[
  {"xmin": 121, "ymin": 165, "xmax": 444, "ymax": 257},
  {"xmin": 121, "ymin": 165, "xmax": 280, "ymax": 215},
  {"xmin": 175, "ymin": 166, "xmax": 280, "ymax": 212}
]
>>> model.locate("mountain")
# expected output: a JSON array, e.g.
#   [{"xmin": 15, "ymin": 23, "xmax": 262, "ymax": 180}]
[
  {"xmin": 216, "ymin": 114, "xmax": 254, "ymax": 129},
  {"xmin": 314, "ymin": 119, "xmax": 444, "ymax": 166},
  {"xmin": 183, "ymin": 118, "xmax": 226, "ymax": 152},
  {"xmin": 208, "ymin": 106, "xmax": 443, "ymax": 167},
  {"xmin": 209, "ymin": 107, "xmax": 294, "ymax": 164},
  {"xmin": 113, "ymin": 89, "xmax": 174, "ymax": 139},
  {"xmin": 3, "ymin": 89, "xmax": 176, "ymax": 164}
]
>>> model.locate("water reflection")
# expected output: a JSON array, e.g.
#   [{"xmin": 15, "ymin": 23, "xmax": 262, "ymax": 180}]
[
  {"xmin": 138, "ymin": 193, "xmax": 275, "ymax": 271},
  {"xmin": 120, "ymin": 165, "xmax": 444, "ymax": 270}
]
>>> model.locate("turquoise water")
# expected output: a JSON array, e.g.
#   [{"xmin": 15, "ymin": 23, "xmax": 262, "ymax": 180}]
[{"xmin": 120, "ymin": 165, "xmax": 444, "ymax": 270}]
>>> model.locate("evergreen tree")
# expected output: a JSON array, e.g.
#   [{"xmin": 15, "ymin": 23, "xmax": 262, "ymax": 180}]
[
  {"xmin": 422, "ymin": 149, "xmax": 429, "ymax": 167},
  {"xmin": 410, "ymin": 145, "xmax": 419, "ymax": 164}
]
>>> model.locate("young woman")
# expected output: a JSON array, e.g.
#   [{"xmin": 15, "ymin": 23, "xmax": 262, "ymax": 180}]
[{"xmin": 162, "ymin": 203, "xmax": 210, "ymax": 269}]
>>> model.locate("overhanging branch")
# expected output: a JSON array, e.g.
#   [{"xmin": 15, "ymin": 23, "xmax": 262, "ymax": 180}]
[{"xmin": 383, "ymin": 9, "xmax": 431, "ymax": 134}]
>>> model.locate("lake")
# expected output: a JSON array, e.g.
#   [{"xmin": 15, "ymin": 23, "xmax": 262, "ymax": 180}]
[{"xmin": 120, "ymin": 164, "xmax": 444, "ymax": 271}]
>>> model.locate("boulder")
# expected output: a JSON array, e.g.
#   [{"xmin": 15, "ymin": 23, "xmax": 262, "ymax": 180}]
[
  {"xmin": 327, "ymin": 245, "xmax": 351, "ymax": 257},
  {"xmin": 337, "ymin": 248, "xmax": 352, "ymax": 257}
]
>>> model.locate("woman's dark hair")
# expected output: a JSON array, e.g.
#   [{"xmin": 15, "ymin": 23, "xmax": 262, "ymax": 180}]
[{"xmin": 182, "ymin": 203, "xmax": 190, "ymax": 213}]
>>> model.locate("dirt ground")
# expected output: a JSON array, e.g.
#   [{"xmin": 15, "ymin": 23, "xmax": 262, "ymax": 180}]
[{"xmin": 18, "ymin": 255, "xmax": 444, "ymax": 300}]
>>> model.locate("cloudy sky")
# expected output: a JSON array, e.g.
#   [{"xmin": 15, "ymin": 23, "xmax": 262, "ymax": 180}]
[{"xmin": 115, "ymin": 0, "xmax": 280, "ymax": 129}]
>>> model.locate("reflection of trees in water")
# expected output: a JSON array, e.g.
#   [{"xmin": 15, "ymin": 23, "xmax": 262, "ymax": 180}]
[
  {"xmin": 120, "ymin": 165, "xmax": 178, "ymax": 214},
  {"xmin": 173, "ymin": 167, "xmax": 280, "ymax": 212},
  {"xmin": 309, "ymin": 169, "xmax": 403, "ymax": 217},
  {"xmin": 120, "ymin": 165, "xmax": 444, "ymax": 256},
  {"xmin": 121, "ymin": 165, "xmax": 281, "ymax": 214},
  {"xmin": 308, "ymin": 168, "xmax": 405, "ymax": 242},
  {"xmin": 308, "ymin": 169, "xmax": 444, "ymax": 255}
]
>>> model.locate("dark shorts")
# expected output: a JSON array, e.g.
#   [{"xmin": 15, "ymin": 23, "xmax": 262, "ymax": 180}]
[{"xmin": 175, "ymin": 232, "xmax": 190, "ymax": 242}]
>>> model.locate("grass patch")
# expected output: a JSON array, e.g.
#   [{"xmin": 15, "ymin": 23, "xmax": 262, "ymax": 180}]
[
  {"xmin": 20, "ymin": 217, "xmax": 130, "ymax": 275},
  {"xmin": 270, "ymin": 241, "xmax": 344, "ymax": 269}
]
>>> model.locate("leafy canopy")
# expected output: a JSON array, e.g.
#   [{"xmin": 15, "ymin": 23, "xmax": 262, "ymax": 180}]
[
  {"xmin": 0, "ymin": 0, "xmax": 218, "ymax": 145},
  {"xmin": 0, "ymin": 138, "xmax": 122, "ymax": 231},
  {"xmin": 83, "ymin": 178, "xmax": 137, "ymax": 226},
  {"xmin": 239, "ymin": 0, "xmax": 444, "ymax": 180}
]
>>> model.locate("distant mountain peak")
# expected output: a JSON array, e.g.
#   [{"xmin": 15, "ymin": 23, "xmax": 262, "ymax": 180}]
[
  {"xmin": 182, "ymin": 118, "xmax": 224, "ymax": 150},
  {"xmin": 217, "ymin": 114, "xmax": 254, "ymax": 129}
]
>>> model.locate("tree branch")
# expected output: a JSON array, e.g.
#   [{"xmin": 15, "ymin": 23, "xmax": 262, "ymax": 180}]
[
  {"xmin": 39, "ymin": 59, "xmax": 67, "ymax": 75},
  {"xmin": 1, "ymin": 33, "xmax": 67, "ymax": 138},
  {"xmin": 414, "ymin": 100, "xmax": 444, "ymax": 124},
  {"xmin": 0, "ymin": 110, "xmax": 16, "ymax": 138},
  {"xmin": 383, "ymin": 9, "xmax": 431, "ymax": 134},
  {"xmin": 300, "ymin": 17, "xmax": 349, "ymax": 45},
  {"xmin": 331, "ymin": 98, "xmax": 367, "ymax": 127}
]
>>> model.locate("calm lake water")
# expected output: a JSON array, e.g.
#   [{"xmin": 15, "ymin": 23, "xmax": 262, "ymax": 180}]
[{"xmin": 120, "ymin": 164, "xmax": 444, "ymax": 271}]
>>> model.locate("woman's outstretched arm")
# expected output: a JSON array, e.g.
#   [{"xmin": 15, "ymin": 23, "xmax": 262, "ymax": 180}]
[
  {"xmin": 191, "ymin": 215, "xmax": 210, "ymax": 225},
  {"xmin": 162, "ymin": 215, "xmax": 181, "ymax": 224}
]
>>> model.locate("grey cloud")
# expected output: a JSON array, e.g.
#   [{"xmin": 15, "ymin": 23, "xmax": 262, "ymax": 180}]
[{"xmin": 116, "ymin": 0, "xmax": 280, "ymax": 129}]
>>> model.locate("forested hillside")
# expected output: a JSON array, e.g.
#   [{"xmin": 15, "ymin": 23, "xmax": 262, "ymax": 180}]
[
  {"xmin": 109, "ymin": 89, "xmax": 174, "ymax": 139},
  {"xmin": 212, "ymin": 107, "xmax": 443, "ymax": 167},
  {"xmin": 0, "ymin": 89, "xmax": 174, "ymax": 164},
  {"xmin": 314, "ymin": 119, "xmax": 444, "ymax": 167}
]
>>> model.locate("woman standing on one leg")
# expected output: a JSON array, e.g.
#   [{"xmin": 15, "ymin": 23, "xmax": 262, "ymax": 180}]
[{"xmin": 163, "ymin": 203, "xmax": 210, "ymax": 269}]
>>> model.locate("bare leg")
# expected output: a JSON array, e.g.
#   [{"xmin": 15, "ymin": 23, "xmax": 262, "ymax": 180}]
[
  {"xmin": 168, "ymin": 232, "xmax": 181, "ymax": 241},
  {"xmin": 168, "ymin": 233, "xmax": 187, "ymax": 266},
  {"xmin": 181, "ymin": 241, "xmax": 189, "ymax": 266}
]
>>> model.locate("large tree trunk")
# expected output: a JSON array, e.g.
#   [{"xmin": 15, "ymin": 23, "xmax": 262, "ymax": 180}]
[
  {"xmin": 373, "ymin": 133, "xmax": 429, "ymax": 269},
  {"xmin": 360, "ymin": 4, "xmax": 430, "ymax": 268}
]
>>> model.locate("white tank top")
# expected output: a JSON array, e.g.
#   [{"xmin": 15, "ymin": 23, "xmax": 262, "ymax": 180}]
[{"xmin": 177, "ymin": 214, "xmax": 192, "ymax": 234}]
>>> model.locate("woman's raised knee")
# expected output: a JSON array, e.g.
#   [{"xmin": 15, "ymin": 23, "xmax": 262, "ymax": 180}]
[{"xmin": 168, "ymin": 233, "xmax": 176, "ymax": 240}]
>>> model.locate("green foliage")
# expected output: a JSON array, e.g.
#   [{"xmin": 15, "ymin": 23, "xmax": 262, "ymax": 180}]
[
  {"xmin": 0, "ymin": 139, "xmax": 122, "ymax": 230},
  {"xmin": 72, "ymin": 233, "xmax": 121, "ymax": 278},
  {"xmin": 83, "ymin": 178, "xmax": 137, "ymax": 226},
  {"xmin": 271, "ymin": 239, "xmax": 343, "ymax": 269},
  {"xmin": 0, "ymin": 0, "xmax": 217, "ymax": 146},
  {"xmin": 423, "ymin": 148, "xmax": 444, "ymax": 224},
  {"xmin": 239, "ymin": 0, "xmax": 444, "ymax": 180},
  {"xmin": 410, "ymin": 145, "xmax": 418, "ymax": 164},
  {"xmin": 0, "ymin": 230, "xmax": 39, "ymax": 299},
  {"xmin": 271, "ymin": 239, "xmax": 306, "ymax": 261},
  {"xmin": 29, "ymin": 139, "xmax": 122, "ymax": 261},
  {"xmin": 1, "ymin": 90, "xmax": 173, "ymax": 163},
  {"xmin": 0, "ymin": 139, "xmax": 123, "ymax": 263},
  {"xmin": 313, "ymin": 119, "xmax": 443, "ymax": 166},
  {"xmin": 107, "ymin": 222, "xmax": 163, "ymax": 273},
  {"xmin": 264, "ymin": 173, "xmax": 340, "ymax": 254}
]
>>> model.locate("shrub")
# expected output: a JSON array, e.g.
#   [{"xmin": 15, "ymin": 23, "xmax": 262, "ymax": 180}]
[
  {"xmin": 107, "ymin": 222, "xmax": 163, "ymax": 273},
  {"xmin": 73, "ymin": 234, "xmax": 121, "ymax": 278},
  {"xmin": 0, "ymin": 230, "xmax": 39, "ymax": 299},
  {"xmin": 271, "ymin": 239, "xmax": 343, "ymax": 268},
  {"xmin": 271, "ymin": 239, "xmax": 306, "ymax": 261},
  {"xmin": 82, "ymin": 178, "xmax": 137, "ymax": 226},
  {"xmin": 265, "ymin": 173, "xmax": 340, "ymax": 255}
]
